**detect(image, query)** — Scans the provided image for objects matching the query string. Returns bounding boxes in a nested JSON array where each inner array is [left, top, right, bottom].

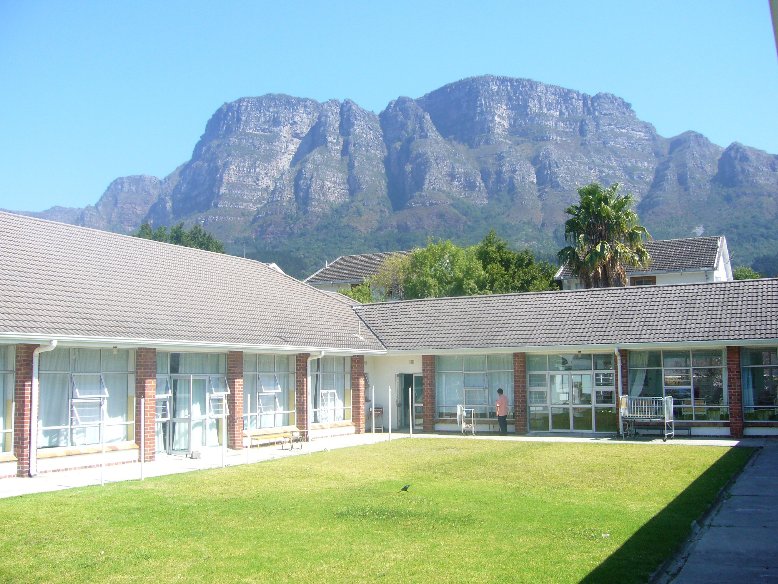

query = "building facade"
[[1, 212, 776, 479]]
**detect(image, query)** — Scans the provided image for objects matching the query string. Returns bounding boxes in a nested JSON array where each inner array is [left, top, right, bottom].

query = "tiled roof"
[[556, 236, 723, 279], [0, 212, 384, 352], [355, 278, 778, 351], [305, 251, 409, 284]]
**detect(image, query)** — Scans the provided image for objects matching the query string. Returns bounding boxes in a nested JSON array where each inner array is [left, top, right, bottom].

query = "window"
[[435, 355, 513, 420], [311, 356, 351, 424], [0, 346, 14, 454], [741, 348, 778, 421], [630, 276, 656, 286], [629, 349, 726, 421], [244, 354, 294, 429], [38, 348, 136, 448], [527, 353, 616, 432]]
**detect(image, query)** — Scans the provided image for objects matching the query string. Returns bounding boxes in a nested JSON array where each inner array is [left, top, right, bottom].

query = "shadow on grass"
[[580, 446, 755, 584]]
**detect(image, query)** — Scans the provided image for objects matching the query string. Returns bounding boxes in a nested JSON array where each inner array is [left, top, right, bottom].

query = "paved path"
[[662, 440, 778, 583]]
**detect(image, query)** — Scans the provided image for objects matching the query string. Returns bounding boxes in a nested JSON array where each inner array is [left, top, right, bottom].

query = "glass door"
[[550, 374, 570, 430], [171, 376, 191, 452], [169, 375, 220, 453], [571, 374, 593, 431]]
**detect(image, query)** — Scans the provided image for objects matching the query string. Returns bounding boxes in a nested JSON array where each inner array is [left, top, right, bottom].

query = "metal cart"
[[620, 395, 674, 441]]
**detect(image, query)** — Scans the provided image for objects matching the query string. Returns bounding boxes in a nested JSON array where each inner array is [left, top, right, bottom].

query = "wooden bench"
[[244, 425, 307, 450]]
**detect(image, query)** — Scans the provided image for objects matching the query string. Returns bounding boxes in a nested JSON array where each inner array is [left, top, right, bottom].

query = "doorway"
[[396, 373, 423, 429], [549, 373, 594, 431], [156, 375, 221, 454]]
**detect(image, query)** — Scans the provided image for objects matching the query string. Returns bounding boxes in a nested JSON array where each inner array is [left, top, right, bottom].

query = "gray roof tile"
[[305, 251, 409, 284], [556, 236, 723, 279], [0, 212, 384, 352], [355, 279, 778, 351]]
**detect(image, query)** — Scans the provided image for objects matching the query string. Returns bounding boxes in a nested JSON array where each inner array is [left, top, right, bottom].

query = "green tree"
[[187, 224, 225, 253], [370, 253, 411, 300], [475, 229, 558, 293], [404, 239, 485, 299], [136, 222, 154, 240], [558, 183, 650, 288], [339, 282, 374, 303], [134, 222, 224, 253], [733, 266, 761, 280]]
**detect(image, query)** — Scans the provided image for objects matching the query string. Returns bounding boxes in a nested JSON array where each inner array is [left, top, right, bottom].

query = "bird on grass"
[[399, 484, 411, 492]]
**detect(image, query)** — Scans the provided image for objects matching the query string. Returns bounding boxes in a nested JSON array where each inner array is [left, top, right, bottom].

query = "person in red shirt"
[[495, 388, 509, 435]]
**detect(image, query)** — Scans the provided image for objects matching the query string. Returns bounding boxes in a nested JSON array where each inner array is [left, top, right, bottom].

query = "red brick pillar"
[[227, 351, 244, 449], [296, 354, 310, 436], [422, 355, 436, 433], [134, 348, 157, 462], [351, 356, 365, 433], [14, 344, 36, 477], [513, 353, 527, 434], [727, 347, 744, 438]]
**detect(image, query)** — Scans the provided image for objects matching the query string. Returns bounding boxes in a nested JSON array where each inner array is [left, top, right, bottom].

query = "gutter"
[[0, 333, 387, 356], [30, 340, 57, 477]]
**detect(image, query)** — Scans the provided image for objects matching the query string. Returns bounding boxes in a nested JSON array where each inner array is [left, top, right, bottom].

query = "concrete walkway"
[[661, 439, 778, 583]]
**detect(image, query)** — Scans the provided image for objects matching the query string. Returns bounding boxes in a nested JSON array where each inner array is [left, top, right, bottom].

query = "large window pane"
[[527, 355, 547, 372], [692, 350, 723, 368], [629, 369, 662, 397]]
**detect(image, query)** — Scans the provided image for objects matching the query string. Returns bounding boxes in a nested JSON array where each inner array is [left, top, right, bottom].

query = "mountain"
[[18, 75, 778, 277]]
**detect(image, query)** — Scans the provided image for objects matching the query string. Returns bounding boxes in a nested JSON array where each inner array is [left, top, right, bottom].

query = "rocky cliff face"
[[25, 75, 778, 277]]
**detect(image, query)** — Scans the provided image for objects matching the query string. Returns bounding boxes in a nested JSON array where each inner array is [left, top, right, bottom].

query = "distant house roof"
[[355, 278, 778, 352], [555, 236, 726, 280], [0, 212, 384, 353], [305, 251, 410, 286]]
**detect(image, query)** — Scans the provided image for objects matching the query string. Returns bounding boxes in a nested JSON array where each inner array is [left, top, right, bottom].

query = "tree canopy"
[[557, 183, 650, 288], [733, 266, 761, 280], [340, 231, 558, 302], [135, 222, 225, 253]]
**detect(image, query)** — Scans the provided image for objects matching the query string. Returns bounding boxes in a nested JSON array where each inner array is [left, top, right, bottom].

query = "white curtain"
[[38, 373, 69, 447], [628, 352, 649, 397], [742, 367, 755, 408]]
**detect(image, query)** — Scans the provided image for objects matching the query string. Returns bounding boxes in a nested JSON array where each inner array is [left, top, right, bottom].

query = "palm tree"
[[558, 183, 650, 288]]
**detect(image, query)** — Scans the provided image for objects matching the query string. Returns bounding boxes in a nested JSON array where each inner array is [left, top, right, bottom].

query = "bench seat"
[[244, 425, 307, 450]]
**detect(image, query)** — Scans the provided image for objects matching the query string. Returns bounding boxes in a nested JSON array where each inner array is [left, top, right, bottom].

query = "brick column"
[[134, 348, 157, 462], [14, 344, 36, 477], [351, 355, 365, 433], [422, 355, 436, 433], [227, 351, 244, 449], [513, 352, 527, 434], [296, 354, 310, 436], [727, 347, 744, 438]]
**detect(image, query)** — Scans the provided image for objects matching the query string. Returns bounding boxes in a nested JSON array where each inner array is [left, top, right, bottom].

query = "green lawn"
[[0, 440, 753, 583]]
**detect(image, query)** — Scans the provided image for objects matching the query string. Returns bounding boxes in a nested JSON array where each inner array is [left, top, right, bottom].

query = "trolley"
[[620, 395, 674, 441]]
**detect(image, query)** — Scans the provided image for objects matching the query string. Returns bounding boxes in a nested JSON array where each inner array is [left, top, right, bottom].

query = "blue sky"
[[1, 0, 776, 212]]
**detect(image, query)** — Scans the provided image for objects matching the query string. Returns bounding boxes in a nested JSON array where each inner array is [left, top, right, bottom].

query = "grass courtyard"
[[0, 439, 753, 583]]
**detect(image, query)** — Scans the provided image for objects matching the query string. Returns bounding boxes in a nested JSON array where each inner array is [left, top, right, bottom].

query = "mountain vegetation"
[[17, 76, 778, 278]]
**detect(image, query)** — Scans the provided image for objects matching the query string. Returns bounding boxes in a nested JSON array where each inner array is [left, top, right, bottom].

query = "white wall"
[[364, 354, 423, 430], [654, 271, 708, 285]]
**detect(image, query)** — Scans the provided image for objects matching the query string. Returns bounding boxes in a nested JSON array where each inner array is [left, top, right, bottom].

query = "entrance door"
[[396, 374, 423, 429], [549, 373, 594, 432], [167, 375, 218, 453]]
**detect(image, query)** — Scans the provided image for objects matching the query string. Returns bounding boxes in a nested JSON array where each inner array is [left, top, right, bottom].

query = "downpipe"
[[30, 340, 57, 477]]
